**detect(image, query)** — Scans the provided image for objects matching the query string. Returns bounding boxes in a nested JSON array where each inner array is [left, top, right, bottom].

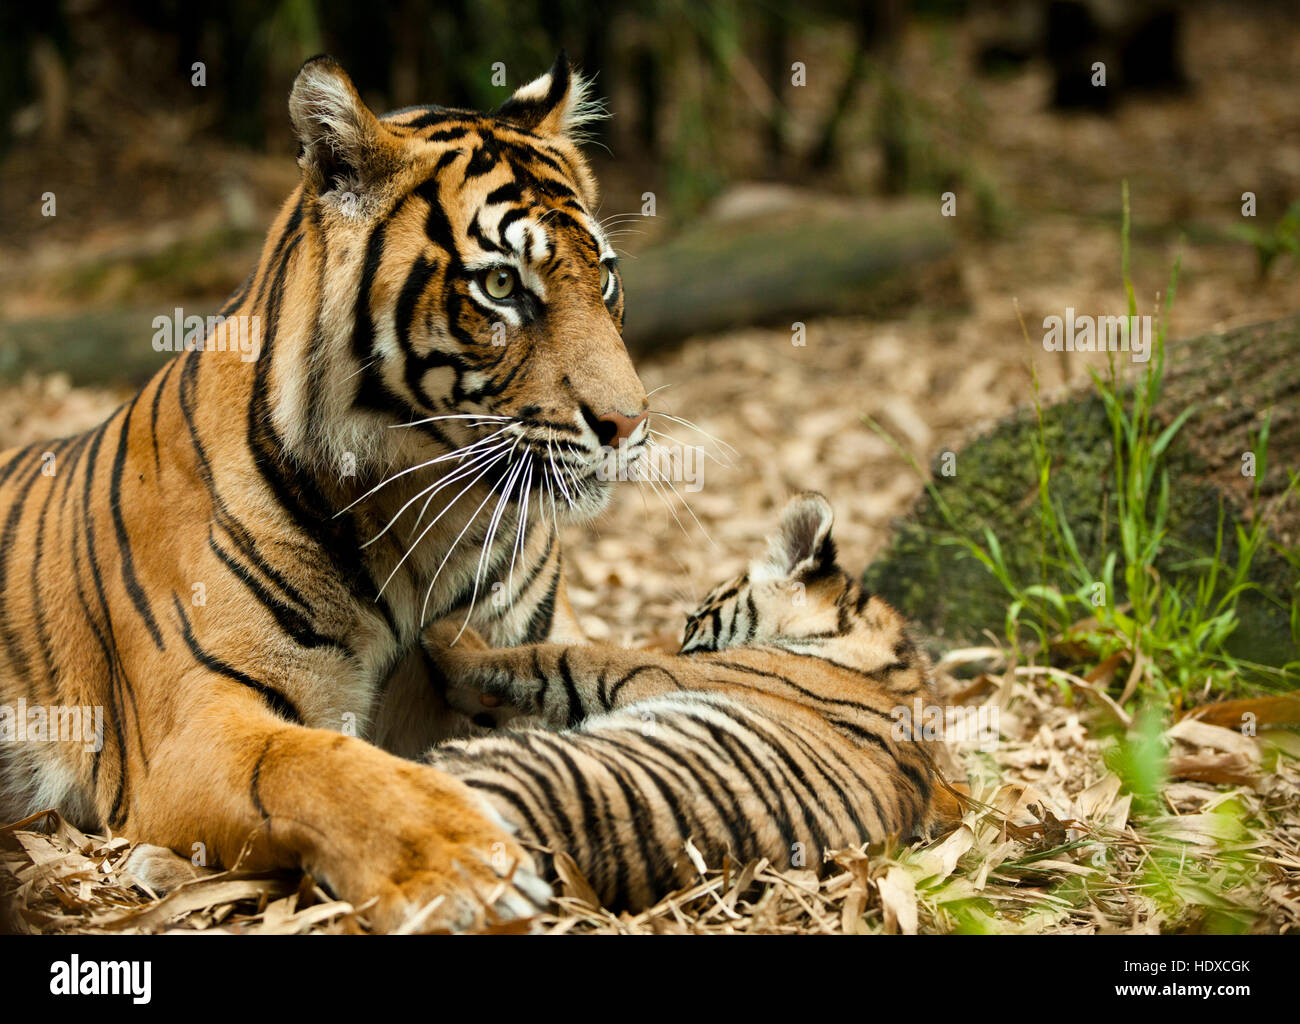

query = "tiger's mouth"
[[381, 409, 658, 527], [489, 435, 651, 503], [464, 447, 611, 526]]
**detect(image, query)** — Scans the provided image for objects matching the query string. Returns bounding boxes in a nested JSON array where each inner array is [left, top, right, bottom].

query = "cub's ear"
[[289, 56, 388, 199], [750, 492, 836, 583], [496, 51, 604, 140]]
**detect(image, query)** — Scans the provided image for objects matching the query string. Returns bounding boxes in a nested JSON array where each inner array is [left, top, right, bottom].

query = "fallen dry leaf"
[[876, 866, 918, 935], [1167, 718, 1261, 762], [1168, 751, 1260, 787]]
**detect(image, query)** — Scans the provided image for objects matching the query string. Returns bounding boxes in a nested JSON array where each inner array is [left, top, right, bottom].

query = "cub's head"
[[279, 54, 647, 519], [680, 493, 919, 674]]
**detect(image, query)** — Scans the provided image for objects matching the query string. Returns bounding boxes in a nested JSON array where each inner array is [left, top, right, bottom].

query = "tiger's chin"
[[550, 471, 615, 523], [532, 441, 648, 525]]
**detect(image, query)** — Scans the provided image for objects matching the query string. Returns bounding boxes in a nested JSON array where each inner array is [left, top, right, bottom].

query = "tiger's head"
[[680, 493, 920, 676], [273, 54, 647, 521]]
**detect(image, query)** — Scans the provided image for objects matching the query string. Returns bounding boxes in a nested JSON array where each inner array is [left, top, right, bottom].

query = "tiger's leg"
[[127, 677, 550, 932], [423, 623, 699, 727]]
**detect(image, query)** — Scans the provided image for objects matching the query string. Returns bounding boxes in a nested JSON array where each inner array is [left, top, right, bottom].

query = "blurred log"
[[863, 314, 1300, 669], [620, 188, 962, 354], [0, 309, 169, 387]]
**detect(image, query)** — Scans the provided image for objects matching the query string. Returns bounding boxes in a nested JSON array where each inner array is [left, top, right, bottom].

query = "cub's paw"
[[422, 620, 522, 727], [123, 843, 213, 894], [440, 662, 525, 724], [422, 619, 491, 660]]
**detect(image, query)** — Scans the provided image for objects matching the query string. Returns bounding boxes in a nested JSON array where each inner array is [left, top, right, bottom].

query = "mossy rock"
[[864, 314, 1300, 670]]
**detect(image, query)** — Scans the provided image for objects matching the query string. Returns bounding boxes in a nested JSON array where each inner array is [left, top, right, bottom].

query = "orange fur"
[[0, 54, 647, 931]]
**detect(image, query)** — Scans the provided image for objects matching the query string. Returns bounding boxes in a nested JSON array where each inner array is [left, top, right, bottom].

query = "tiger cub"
[[423, 493, 938, 911]]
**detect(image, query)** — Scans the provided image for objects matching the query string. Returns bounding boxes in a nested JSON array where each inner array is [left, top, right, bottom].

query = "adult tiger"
[[0, 54, 649, 931]]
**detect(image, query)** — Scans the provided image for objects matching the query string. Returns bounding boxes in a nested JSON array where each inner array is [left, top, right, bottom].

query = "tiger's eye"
[[485, 268, 516, 299], [599, 264, 610, 293]]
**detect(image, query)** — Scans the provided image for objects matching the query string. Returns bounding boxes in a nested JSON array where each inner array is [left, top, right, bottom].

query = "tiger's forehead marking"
[[395, 140, 608, 269], [501, 216, 549, 264], [375, 108, 615, 291], [384, 110, 580, 189]]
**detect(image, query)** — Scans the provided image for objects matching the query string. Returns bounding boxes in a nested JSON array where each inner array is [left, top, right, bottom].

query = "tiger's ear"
[[496, 52, 603, 140], [750, 492, 836, 583], [289, 56, 387, 199]]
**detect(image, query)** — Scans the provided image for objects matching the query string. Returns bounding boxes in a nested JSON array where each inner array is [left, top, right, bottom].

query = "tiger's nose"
[[588, 408, 649, 448]]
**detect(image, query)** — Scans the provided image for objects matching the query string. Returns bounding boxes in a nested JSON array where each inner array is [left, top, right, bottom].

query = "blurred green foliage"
[[1232, 200, 1300, 281], [1, 0, 989, 218]]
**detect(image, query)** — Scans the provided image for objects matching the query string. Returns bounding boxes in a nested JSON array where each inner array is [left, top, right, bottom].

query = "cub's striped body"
[[0, 54, 652, 932], [424, 494, 938, 911]]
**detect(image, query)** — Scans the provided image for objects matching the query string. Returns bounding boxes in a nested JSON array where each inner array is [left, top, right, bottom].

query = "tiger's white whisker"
[[642, 472, 692, 544], [543, 442, 563, 537], [388, 413, 509, 430], [648, 428, 732, 468], [452, 452, 528, 643], [420, 437, 524, 625], [341, 357, 377, 384], [373, 447, 512, 596], [652, 412, 738, 458], [548, 433, 575, 508], [506, 459, 534, 603], [362, 437, 515, 548], [338, 425, 516, 515], [652, 464, 714, 546], [408, 436, 519, 532]]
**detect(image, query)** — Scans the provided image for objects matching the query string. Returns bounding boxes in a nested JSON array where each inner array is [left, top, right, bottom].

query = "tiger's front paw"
[[422, 618, 492, 660], [312, 765, 551, 933]]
